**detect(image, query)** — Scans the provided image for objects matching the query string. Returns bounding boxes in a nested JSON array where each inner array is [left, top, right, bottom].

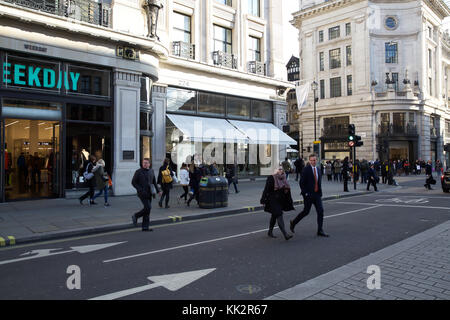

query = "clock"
[[385, 16, 398, 30]]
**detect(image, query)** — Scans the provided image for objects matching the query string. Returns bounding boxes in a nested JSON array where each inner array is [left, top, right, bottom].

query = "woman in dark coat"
[[260, 167, 294, 240]]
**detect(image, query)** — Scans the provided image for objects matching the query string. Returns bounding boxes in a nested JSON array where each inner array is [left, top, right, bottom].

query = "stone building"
[[291, 0, 450, 167]]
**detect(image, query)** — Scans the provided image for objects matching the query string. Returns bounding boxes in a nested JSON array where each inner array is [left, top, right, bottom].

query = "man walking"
[[290, 154, 329, 237], [132, 158, 161, 231], [342, 157, 350, 192], [294, 157, 304, 181], [366, 163, 378, 191], [424, 160, 434, 190]]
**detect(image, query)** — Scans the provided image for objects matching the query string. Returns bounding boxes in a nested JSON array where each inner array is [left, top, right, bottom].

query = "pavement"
[[0, 175, 448, 300], [0, 175, 405, 245]]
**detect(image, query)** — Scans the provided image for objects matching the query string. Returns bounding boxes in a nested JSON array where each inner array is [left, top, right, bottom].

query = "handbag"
[[150, 184, 157, 196]]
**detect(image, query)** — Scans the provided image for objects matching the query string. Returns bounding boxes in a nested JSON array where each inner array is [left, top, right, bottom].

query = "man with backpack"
[[158, 158, 175, 208], [79, 155, 97, 205]]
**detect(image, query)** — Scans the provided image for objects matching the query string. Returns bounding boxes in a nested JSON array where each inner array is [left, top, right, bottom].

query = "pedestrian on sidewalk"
[[436, 159, 443, 176], [282, 158, 292, 180], [79, 155, 97, 205], [260, 167, 294, 240], [210, 161, 219, 176], [131, 158, 161, 231], [226, 164, 239, 193], [179, 163, 190, 203], [290, 154, 329, 237], [382, 161, 388, 184], [91, 151, 110, 206], [424, 160, 434, 190], [294, 157, 304, 181], [325, 161, 332, 181], [342, 157, 350, 192], [187, 162, 202, 207], [366, 163, 378, 191], [158, 158, 175, 209]]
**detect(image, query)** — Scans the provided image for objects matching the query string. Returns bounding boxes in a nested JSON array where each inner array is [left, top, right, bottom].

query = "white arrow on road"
[[0, 242, 126, 266], [89, 268, 216, 300]]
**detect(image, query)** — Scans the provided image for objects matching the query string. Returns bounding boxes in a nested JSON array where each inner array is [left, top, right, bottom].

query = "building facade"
[[151, 0, 295, 179], [0, 0, 167, 201], [292, 0, 450, 167]]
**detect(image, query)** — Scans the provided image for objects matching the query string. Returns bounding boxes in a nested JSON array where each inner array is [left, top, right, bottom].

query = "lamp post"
[[143, 0, 163, 40], [311, 81, 319, 142]]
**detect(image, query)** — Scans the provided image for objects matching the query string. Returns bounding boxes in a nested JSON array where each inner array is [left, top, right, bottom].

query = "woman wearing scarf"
[[260, 167, 294, 240]]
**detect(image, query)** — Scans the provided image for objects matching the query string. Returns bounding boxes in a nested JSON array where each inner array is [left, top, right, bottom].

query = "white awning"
[[167, 114, 249, 143], [228, 120, 297, 145]]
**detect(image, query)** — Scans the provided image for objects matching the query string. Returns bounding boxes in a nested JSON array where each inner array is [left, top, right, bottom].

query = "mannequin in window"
[[80, 148, 89, 169]]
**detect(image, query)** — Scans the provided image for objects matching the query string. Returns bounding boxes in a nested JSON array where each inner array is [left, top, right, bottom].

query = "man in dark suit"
[[424, 160, 433, 190], [132, 158, 161, 231], [290, 154, 329, 237]]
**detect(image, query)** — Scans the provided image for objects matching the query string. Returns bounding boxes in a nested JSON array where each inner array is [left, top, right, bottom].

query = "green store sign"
[[3, 62, 80, 91]]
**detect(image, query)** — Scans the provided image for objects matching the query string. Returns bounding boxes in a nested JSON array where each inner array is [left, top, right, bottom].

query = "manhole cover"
[[236, 285, 262, 294]]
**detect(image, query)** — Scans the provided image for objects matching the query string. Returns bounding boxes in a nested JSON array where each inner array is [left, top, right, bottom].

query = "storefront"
[[0, 51, 113, 201], [164, 87, 296, 177]]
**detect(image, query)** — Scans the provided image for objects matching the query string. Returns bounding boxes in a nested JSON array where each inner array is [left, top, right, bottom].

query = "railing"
[[4, 0, 112, 28], [247, 61, 265, 76], [212, 51, 237, 69], [378, 123, 418, 137], [172, 41, 195, 60]]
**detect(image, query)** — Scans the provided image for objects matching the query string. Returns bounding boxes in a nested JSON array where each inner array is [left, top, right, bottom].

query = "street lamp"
[[143, 0, 164, 40], [311, 81, 319, 142]]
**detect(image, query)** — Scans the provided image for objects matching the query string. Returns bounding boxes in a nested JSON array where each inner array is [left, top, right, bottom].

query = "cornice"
[[0, 1, 169, 59]]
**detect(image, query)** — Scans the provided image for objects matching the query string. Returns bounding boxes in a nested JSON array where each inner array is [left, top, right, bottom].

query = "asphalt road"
[[0, 178, 449, 300]]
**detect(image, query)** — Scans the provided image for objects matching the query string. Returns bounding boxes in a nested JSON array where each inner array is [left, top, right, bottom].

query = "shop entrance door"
[[3, 119, 61, 201]]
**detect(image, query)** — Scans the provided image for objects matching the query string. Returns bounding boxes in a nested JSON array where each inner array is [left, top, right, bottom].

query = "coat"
[[132, 168, 160, 199], [157, 164, 175, 189], [300, 165, 323, 197], [93, 162, 107, 190], [260, 175, 294, 217]]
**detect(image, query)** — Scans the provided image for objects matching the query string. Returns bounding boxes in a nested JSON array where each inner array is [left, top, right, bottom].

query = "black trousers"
[[135, 195, 152, 230], [292, 193, 324, 232], [80, 184, 95, 202], [180, 186, 189, 200], [160, 184, 171, 206], [367, 178, 377, 191], [269, 214, 287, 236], [343, 177, 349, 191]]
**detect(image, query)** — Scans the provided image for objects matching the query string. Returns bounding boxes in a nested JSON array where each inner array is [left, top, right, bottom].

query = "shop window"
[[198, 92, 226, 116], [167, 87, 197, 113], [251, 100, 273, 121], [227, 96, 250, 119], [67, 104, 112, 122], [67, 65, 110, 97]]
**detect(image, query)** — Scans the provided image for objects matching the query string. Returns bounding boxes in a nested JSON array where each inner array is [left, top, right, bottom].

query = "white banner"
[[295, 81, 311, 111]]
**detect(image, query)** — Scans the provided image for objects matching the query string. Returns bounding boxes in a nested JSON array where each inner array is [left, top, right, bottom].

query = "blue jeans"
[[93, 186, 108, 203]]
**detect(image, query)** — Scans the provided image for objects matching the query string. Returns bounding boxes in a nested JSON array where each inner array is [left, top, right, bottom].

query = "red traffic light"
[[348, 141, 355, 147]]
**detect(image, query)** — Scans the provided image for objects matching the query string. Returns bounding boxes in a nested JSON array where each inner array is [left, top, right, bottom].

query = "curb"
[[2, 191, 373, 247]]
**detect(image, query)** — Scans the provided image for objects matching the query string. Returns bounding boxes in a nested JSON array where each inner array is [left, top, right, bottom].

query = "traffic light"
[[348, 124, 355, 142], [355, 135, 363, 147]]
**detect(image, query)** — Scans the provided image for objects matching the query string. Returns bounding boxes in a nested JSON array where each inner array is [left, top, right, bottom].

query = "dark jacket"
[[157, 164, 175, 188], [294, 158, 304, 173], [425, 164, 432, 176], [342, 160, 350, 178], [132, 168, 160, 199], [225, 165, 237, 182], [260, 175, 294, 216], [368, 167, 378, 182], [189, 167, 202, 189], [300, 165, 323, 197]]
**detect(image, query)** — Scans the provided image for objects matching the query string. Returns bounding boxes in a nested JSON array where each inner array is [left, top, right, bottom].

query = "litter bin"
[[199, 176, 228, 209]]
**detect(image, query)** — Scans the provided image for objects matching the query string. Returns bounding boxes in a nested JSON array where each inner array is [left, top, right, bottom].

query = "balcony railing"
[[172, 41, 195, 60], [4, 0, 112, 28], [377, 123, 418, 137], [247, 61, 265, 76], [212, 51, 237, 69]]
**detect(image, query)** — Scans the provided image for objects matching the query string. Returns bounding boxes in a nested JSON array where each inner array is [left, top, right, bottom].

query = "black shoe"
[[268, 231, 277, 238], [317, 230, 330, 237], [290, 220, 295, 233], [132, 215, 137, 227], [142, 228, 153, 232], [158, 201, 162, 208], [236, 190, 240, 194], [104, 203, 111, 207], [165, 205, 170, 209], [90, 201, 98, 205], [284, 234, 293, 241]]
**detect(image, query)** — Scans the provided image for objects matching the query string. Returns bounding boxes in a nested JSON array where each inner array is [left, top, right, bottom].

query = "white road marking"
[[89, 268, 216, 300], [336, 201, 450, 211], [104, 205, 383, 263]]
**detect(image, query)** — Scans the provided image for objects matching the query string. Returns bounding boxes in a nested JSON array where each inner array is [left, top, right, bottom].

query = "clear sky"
[[282, 1, 300, 65]]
